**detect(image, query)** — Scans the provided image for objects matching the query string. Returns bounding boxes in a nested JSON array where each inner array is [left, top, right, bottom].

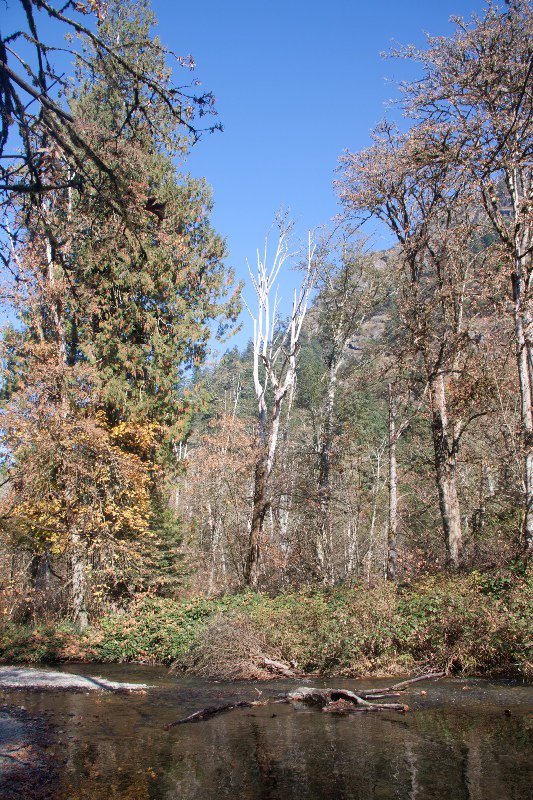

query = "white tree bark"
[[430, 373, 462, 567], [244, 223, 316, 587]]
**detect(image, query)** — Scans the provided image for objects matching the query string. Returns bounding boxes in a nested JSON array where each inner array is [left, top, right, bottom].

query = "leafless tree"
[[243, 221, 316, 588]]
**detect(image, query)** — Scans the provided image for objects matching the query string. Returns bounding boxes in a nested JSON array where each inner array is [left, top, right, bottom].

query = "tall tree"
[[338, 123, 488, 567], [243, 222, 315, 588], [389, 0, 533, 549], [0, 0, 238, 624]]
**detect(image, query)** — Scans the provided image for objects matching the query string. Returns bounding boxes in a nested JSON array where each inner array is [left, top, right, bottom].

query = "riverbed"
[[1, 663, 532, 799]]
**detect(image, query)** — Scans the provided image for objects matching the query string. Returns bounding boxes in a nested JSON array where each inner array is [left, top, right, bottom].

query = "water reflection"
[[1, 672, 531, 800], [158, 706, 532, 800]]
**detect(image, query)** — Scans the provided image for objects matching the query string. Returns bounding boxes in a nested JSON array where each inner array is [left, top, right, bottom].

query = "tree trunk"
[[276, 380, 296, 546], [513, 263, 533, 550], [345, 520, 359, 576], [245, 390, 286, 588], [71, 530, 89, 631], [47, 229, 91, 619], [430, 373, 462, 567], [387, 386, 398, 581], [366, 445, 383, 585], [245, 448, 269, 589], [30, 548, 53, 593]]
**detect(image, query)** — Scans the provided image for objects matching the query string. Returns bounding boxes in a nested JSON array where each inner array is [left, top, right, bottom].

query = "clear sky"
[[2, 0, 493, 351], [150, 0, 490, 349]]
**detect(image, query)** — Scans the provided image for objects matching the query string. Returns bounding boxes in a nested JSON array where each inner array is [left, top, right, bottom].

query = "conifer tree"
[[0, 0, 239, 624]]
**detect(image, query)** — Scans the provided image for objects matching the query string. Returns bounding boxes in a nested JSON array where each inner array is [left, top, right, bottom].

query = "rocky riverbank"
[[0, 666, 150, 692], [0, 702, 59, 800]]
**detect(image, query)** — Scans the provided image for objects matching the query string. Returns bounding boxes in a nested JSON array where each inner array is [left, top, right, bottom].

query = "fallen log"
[[164, 672, 445, 728], [167, 687, 409, 727], [286, 687, 409, 712], [360, 672, 445, 697], [165, 700, 266, 728]]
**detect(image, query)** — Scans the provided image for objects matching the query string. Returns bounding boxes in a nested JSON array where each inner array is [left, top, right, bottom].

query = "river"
[[1, 663, 532, 799]]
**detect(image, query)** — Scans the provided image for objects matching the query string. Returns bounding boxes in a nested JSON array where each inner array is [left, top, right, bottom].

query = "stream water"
[[1, 664, 532, 799]]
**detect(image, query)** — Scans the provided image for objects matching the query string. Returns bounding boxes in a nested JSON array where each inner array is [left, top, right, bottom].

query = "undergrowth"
[[0, 569, 531, 679]]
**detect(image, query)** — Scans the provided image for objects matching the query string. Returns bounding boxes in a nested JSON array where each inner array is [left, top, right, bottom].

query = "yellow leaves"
[[7, 495, 68, 552], [109, 419, 160, 459], [3, 411, 155, 549], [0, 345, 164, 556], [94, 409, 108, 428]]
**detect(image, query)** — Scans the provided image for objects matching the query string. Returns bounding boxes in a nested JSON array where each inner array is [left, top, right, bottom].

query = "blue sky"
[[152, 0, 489, 350], [2, 0, 491, 351]]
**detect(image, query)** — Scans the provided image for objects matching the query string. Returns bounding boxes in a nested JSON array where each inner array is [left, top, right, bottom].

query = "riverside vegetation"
[[0, 1, 532, 683], [1, 570, 531, 680]]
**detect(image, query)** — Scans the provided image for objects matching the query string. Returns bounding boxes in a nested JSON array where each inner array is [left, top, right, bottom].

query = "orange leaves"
[[192, 414, 255, 479], [0, 367, 154, 551], [108, 419, 159, 460]]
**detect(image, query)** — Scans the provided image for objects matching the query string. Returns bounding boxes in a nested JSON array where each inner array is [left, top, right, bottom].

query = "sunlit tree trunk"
[[430, 373, 462, 567], [366, 443, 384, 584], [387, 385, 399, 581], [70, 529, 89, 630], [513, 251, 533, 549]]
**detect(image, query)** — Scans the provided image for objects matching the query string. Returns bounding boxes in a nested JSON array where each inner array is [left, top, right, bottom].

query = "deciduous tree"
[[389, 0, 533, 549]]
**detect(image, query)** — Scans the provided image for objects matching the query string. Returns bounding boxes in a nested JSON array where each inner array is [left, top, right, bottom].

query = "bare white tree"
[[244, 220, 316, 588]]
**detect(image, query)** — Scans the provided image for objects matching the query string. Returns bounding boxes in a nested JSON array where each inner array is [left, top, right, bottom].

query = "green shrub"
[[0, 622, 81, 663], [0, 571, 530, 678]]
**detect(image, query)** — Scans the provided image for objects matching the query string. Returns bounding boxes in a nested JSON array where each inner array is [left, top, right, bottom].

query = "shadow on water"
[[1, 665, 532, 800]]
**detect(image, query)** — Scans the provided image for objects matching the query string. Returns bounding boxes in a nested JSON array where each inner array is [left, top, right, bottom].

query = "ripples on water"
[[1, 664, 532, 800]]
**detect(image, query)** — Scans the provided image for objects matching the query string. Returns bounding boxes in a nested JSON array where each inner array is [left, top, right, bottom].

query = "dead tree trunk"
[[244, 223, 315, 587]]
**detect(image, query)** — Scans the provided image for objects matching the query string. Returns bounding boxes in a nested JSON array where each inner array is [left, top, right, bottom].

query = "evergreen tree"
[[0, 0, 238, 623]]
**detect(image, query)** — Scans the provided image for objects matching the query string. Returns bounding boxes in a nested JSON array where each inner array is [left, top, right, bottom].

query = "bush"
[[177, 612, 286, 679], [395, 572, 533, 678], [0, 570, 530, 678], [0, 623, 84, 663]]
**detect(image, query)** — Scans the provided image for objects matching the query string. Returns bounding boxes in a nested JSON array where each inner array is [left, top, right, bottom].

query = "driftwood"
[[360, 672, 445, 696], [286, 687, 408, 712], [165, 672, 445, 728], [260, 657, 301, 678], [166, 700, 262, 726]]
